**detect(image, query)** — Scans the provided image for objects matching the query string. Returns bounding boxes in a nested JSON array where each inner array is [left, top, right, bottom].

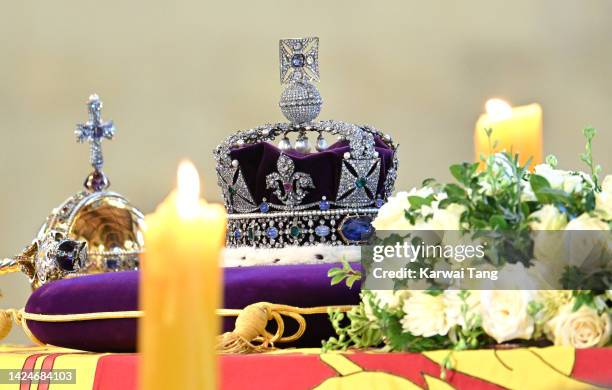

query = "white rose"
[[408, 186, 437, 216], [534, 164, 566, 190], [372, 289, 409, 310], [363, 290, 410, 321], [480, 290, 535, 343], [429, 203, 466, 231], [595, 175, 612, 220], [444, 290, 481, 328], [372, 191, 412, 230], [529, 205, 567, 231], [495, 262, 540, 290], [546, 304, 611, 348], [407, 186, 436, 199], [564, 213, 609, 268], [603, 175, 612, 193], [529, 206, 567, 267], [563, 174, 584, 193], [565, 213, 609, 231], [529, 205, 568, 266], [400, 292, 453, 337], [521, 180, 537, 202]]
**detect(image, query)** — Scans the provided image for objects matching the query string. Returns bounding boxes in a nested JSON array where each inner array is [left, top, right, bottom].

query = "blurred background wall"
[[1, 0, 611, 343]]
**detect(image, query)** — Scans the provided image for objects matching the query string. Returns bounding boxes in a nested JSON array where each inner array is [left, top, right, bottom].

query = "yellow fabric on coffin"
[[0, 346, 103, 390], [424, 347, 602, 390], [316, 354, 422, 390]]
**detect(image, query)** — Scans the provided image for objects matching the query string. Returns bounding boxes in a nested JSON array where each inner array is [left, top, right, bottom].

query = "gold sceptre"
[[0, 243, 37, 281]]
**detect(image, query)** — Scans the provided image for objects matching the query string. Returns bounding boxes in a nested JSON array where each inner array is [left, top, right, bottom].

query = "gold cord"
[[0, 303, 355, 353], [0, 308, 44, 345], [217, 303, 354, 353]]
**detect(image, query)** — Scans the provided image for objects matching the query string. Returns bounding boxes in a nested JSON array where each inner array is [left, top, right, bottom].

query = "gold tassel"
[[217, 303, 274, 354], [216, 302, 355, 354], [0, 308, 43, 345], [0, 309, 13, 340], [0, 290, 14, 340]]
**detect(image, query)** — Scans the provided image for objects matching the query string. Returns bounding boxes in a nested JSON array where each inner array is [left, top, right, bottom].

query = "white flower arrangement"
[[325, 128, 611, 353]]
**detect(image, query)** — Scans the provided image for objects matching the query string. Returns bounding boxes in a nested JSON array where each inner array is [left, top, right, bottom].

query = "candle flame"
[[176, 160, 201, 219], [485, 98, 513, 121]]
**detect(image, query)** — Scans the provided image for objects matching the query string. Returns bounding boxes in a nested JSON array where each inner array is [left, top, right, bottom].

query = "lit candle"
[[139, 161, 227, 390], [474, 99, 543, 168]]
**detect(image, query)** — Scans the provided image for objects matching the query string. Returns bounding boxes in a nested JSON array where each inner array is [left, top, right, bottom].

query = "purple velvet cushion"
[[25, 263, 361, 352]]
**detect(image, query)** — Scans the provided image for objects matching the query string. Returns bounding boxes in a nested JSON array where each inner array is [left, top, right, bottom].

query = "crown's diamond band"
[[227, 210, 378, 248]]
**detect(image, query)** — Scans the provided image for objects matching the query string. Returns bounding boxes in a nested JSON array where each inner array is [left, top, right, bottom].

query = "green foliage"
[[323, 127, 611, 360], [450, 162, 479, 186], [367, 292, 452, 352], [580, 127, 602, 190], [571, 291, 596, 312], [322, 305, 383, 352], [327, 260, 361, 288], [545, 154, 558, 168]]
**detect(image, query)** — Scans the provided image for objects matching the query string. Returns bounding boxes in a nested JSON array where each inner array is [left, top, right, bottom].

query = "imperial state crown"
[[214, 38, 398, 258]]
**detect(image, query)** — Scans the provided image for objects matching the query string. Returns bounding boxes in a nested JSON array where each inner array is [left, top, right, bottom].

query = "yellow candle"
[[139, 161, 227, 390], [474, 99, 543, 168]]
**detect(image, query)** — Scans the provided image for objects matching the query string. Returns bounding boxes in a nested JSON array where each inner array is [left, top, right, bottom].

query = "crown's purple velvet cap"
[[229, 136, 394, 207]]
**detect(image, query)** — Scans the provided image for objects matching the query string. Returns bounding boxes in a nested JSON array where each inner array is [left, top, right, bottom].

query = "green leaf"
[[580, 127, 601, 190], [330, 274, 346, 286], [529, 174, 551, 192], [404, 210, 416, 225], [529, 174, 572, 204], [572, 291, 594, 311], [408, 195, 432, 209], [346, 275, 360, 288], [584, 191, 596, 211], [450, 164, 466, 184], [422, 178, 437, 187], [327, 268, 343, 277], [445, 183, 466, 199], [489, 214, 509, 230], [449, 163, 479, 186]]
